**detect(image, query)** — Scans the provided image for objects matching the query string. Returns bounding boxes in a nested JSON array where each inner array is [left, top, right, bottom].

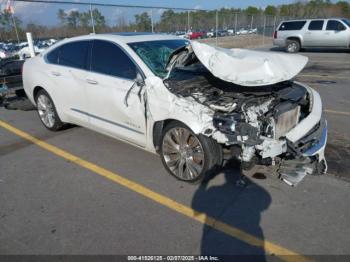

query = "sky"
[[0, 0, 318, 26], [73, 0, 297, 10]]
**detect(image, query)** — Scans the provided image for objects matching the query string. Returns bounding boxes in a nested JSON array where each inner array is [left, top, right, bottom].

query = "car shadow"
[[191, 162, 271, 260]]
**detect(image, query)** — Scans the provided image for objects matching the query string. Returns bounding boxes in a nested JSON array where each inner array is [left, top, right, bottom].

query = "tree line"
[[0, 0, 349, 42]]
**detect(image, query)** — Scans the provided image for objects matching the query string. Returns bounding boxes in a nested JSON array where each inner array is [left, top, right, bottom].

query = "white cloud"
[[194, 5, 202, 10], [111, 8, 123, 16], [64, 7, 79, 14], [157, 8, 165, 15]]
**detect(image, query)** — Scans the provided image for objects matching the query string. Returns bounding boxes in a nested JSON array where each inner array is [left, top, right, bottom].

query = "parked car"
[[0, 49, 10, 59], [248, 28, 258, 34], [175, 31, 187, 38], [227, 29, 236, 35], [188, 31, 206, 39], [236, 28, 249, 35], [206, 31, 215, 38], [206, 30, 228, 38], [23, 33, 327, 186], [0, 58, 24, 76], [217, 30, 229, 37], [273, 18, 350, 53]]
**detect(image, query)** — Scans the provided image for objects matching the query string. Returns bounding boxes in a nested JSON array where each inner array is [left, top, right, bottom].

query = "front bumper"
[[278, 83, 327, 186]]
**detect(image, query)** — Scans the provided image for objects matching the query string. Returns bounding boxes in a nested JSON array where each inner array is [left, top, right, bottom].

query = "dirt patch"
[[325, 135, 350, 181], [198, 35, 272, 49]]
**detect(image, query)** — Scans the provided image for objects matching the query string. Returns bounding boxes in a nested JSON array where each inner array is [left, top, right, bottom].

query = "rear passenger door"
[[85, 40, 146, 147], [45, 40, 91, 124], [324, 20, 348, 47], [304, 20, 325, 46]]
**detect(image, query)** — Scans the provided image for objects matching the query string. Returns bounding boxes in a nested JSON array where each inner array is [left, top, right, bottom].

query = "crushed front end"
[[164, 43, 327, 186]]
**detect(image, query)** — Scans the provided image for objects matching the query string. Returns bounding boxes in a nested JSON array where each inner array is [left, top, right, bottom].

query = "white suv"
[[273, 18, 350, 53], [23, 33, 327, 186]]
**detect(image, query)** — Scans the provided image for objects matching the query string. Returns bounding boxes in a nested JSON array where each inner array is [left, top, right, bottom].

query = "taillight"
[[273, 31, 277, 39]]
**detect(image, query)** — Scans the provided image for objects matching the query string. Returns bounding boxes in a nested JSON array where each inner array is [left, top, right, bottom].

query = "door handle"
[[86, 79, 98, 85], [51, 71, 61, 76]]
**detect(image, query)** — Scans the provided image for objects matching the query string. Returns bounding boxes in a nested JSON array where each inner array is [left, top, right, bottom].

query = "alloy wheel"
[[287, 42, 297, 52], [37, 94, 55, 128], [162, 127, 205, 181]]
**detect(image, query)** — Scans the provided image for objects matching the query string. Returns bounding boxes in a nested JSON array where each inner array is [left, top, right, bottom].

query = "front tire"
[[286, 39, 301, 53], [160, 121, 222, 183], [35, 89, 64, 131]]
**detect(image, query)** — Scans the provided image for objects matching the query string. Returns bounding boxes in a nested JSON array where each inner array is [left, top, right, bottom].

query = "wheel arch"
[[32, 86, 67, 124], [152, 118, 203, 153], [33, 86, 44, 103], [152, 119, 179, 153], [286, 36, 302, 46]]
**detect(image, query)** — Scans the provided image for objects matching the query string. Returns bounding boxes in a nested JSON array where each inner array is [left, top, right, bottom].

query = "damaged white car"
[[23, 33, 327, 186]]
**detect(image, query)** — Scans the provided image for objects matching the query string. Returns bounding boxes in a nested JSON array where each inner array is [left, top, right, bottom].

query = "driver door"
[[323, 20, 349, 47], [85, 40, 147, 147]]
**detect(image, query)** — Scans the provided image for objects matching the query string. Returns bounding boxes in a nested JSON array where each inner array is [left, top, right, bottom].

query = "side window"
[[91, 40, 137, 79], [308, 20, 324, 31], [46, 47, 60, 64], [279, 21, 306, 31], [326, 20, 346, 31], [59, 41, 90, 69]]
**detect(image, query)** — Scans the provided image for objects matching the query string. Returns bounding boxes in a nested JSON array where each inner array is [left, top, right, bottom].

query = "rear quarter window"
[[46, 48, 60, 64], [278, 21, 306, 31]]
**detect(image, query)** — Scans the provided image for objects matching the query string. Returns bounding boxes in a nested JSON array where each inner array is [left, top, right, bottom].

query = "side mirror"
[[135, 72, 145, 87]]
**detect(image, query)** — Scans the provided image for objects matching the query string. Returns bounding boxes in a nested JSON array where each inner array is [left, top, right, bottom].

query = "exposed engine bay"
[[163, 43, 327, 186]]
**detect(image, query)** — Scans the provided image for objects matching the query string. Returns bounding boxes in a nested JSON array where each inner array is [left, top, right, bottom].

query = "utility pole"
[[90, 3, 95, 34], [262, 15, 266, 45], [151, 9, 154, 33], [215, 10, 218, 46], [187, 10, 190, 32], [234, 12, 237, 33]]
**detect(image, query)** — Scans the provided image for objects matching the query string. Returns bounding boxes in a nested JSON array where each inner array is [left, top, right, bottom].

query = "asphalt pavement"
[[0, 47, 350, 260]]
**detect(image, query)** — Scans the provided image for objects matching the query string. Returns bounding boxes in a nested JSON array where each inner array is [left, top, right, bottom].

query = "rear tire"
[[286, 39, 301, 53], [35, 89, 64, 131], [160, 121, 222, 183]]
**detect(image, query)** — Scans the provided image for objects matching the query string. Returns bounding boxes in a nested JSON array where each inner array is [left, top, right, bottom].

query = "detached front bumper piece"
[[279, 121, 327, 186]]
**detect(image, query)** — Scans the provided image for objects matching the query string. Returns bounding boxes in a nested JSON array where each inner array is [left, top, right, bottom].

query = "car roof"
[[280, 18, 346, 23], [58, 33, 182, 45]]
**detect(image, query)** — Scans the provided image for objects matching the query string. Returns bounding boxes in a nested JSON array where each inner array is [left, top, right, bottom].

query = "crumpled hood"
[[190, 41, 308, 86]]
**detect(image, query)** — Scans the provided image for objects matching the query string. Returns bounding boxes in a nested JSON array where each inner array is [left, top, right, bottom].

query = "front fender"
[[144, 76, 214, 135]]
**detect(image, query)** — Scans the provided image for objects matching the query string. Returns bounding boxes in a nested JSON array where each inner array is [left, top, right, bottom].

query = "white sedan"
[[23, 33, 327, 186]]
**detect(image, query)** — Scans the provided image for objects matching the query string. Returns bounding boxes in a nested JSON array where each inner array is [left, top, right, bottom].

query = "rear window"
[[308, 20, 324, 30], [278, 21, 306, 31]]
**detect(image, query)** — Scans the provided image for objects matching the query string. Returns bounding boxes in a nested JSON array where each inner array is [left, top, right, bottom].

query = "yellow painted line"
[[298, 74, 350, 80], [0, 119, 312, 262], [324, 109, 350, 117]]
